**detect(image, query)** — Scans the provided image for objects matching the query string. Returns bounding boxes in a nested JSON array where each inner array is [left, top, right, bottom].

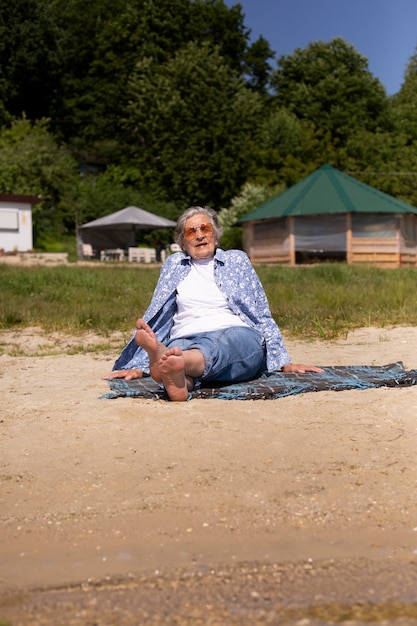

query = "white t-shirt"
[[169, 258, 248, 340]]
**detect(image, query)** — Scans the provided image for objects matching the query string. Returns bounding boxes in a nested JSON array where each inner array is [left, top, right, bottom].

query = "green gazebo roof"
[[238, 165, 417, 222]]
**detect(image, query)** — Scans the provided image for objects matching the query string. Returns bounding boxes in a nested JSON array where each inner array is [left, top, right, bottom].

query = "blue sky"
[[223, 0, 417, 95]]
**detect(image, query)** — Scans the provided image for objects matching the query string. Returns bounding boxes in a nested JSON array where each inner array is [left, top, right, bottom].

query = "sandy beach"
[[1, 325, 417, 625]]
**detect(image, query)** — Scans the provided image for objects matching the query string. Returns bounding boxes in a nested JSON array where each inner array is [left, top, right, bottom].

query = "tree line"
[[1, 0, 417, 249]]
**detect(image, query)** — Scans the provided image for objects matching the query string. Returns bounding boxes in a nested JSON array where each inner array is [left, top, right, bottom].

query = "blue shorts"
[[166, 326, 266, 389]]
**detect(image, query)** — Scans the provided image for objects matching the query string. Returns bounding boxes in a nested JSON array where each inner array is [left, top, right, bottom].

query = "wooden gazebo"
[[238, 165, 417, 267]]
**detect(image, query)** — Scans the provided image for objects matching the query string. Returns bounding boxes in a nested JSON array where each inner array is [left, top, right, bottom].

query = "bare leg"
[[134, 319, 167, 382], [157, 347, 193, 402]]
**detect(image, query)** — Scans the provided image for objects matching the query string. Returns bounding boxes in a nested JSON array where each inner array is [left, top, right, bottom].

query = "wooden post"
[[396, 215, 401, 267], [289, 216, 295, 265], [346, 213, 352, 265]]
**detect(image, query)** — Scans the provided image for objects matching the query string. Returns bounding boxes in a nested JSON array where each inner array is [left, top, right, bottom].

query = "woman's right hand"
[[102, 368, 144, 381]]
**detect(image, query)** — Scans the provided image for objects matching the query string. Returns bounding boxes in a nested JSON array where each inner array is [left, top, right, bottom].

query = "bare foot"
[[157, 347, 191, 402], [134, 319, 166, 382]]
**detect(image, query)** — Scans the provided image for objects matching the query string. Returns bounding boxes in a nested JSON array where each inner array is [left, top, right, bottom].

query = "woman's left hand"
[[102, 368, 144, 380]]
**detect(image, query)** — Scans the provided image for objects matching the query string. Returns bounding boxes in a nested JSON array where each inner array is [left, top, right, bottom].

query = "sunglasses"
[[183, 222, 214, 240]]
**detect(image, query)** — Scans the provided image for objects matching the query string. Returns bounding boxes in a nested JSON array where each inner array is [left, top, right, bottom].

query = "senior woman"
[[105, 206, 322, 401]]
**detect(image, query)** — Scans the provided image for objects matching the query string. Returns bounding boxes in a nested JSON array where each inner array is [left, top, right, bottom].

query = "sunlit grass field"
[[0, 263, 416, 340]]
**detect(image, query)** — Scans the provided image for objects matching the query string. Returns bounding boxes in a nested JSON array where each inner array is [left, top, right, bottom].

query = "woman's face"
[[182, 214, 217, 261]]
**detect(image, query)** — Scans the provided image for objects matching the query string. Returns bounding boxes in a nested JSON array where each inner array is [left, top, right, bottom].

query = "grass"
[[0, 263, 417, 343], [258, 264, 417, 338], [0, 264, 160, 334]]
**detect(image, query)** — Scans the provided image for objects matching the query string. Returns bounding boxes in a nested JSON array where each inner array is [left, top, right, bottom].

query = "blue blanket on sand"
[[102, 361, 417, 401]]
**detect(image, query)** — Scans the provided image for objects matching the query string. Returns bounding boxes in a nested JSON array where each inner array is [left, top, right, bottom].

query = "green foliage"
[[124, 41, 263, 206], [270, 38, 389, 147], [340, 129, 417, 207], [244, 35, 275, 92], [48, 0, 144, 161], [391, 48, 417, 145], [35, 234, 78, 260], [218, 181, 282, 249], [0, 0, 62, 124], [250, 108, 330, 186], [75, 165, 179, 226], [47, 0, 253, 163], [0, 117, 80, 242]]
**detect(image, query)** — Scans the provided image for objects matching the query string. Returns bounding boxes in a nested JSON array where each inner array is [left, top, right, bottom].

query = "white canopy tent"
[[78, 206, 176, 256]]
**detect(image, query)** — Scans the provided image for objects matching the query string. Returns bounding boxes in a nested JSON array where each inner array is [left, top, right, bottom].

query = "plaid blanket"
[[101, 361, 417, 401]]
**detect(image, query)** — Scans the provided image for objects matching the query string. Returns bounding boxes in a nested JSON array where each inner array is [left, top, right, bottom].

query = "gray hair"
[[174, 206, 223, 249]]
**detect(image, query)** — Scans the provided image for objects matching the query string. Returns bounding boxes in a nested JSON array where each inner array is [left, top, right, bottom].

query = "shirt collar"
[[181, 248, 225, 264]]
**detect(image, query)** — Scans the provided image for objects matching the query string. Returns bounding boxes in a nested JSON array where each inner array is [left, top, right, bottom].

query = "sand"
[[1, 325, 417, 625]]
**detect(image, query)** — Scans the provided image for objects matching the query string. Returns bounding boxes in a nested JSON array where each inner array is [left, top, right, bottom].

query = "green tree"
[[391, 47, 417, 143], [0, 0, 62, 125], [338, 128, 417, 207], [244, 35, 275, 93], [270, 38, 389, 149], [0, 118, 79, 244], [335, 45, 417, 207], [47, 0, 134, 162], [123, 41, 263, 207], [247, 105, 337, 188], [47, 0, 260, 166], [138, 0, 250, 70]]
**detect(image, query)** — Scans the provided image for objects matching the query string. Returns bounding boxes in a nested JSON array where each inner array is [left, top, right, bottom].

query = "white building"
[[0, 193, 39, 253]]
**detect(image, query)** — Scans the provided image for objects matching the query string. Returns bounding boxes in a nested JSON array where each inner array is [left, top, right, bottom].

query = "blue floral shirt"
[[113, 248, 291, 373]]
